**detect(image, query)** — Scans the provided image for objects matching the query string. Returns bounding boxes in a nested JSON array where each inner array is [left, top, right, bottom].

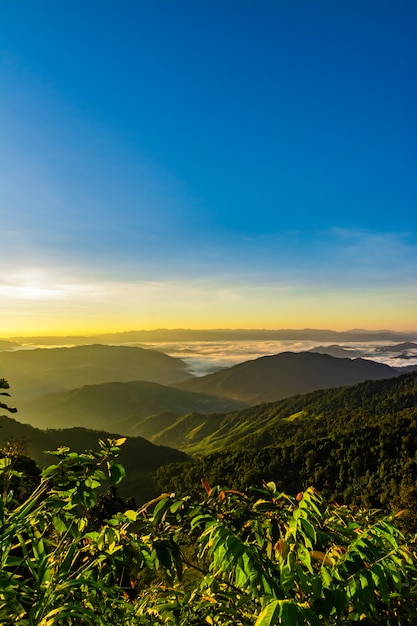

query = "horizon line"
[[3, 327, 417, 341]]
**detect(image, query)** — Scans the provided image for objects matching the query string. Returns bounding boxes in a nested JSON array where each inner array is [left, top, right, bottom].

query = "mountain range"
[[164, 370, 417, 454], [1, 344, 192, 401], [375, 342, 417, 353], [175, 351, 398, 403], [2, 326, 417, 533], [307, 344, 363, 358], [4, 327, 417, 346], [11, 351, 405, 448], [153, 371, 417, 519]]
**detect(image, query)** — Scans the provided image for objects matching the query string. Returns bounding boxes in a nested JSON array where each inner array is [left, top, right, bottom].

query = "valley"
[[1, 337, 417, 517]]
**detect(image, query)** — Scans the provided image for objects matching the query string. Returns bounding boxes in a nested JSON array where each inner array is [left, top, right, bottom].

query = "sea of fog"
[[7, 339, 417, 377], [130, 339, 417, 376]]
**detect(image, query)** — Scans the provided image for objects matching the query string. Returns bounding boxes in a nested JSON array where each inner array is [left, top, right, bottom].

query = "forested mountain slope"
[[2, 344, 192, 401], [17, 380, 244, 433], [155, 372, 417, 518], [175, 351, 398, 403], [146, 368, 415, 454]]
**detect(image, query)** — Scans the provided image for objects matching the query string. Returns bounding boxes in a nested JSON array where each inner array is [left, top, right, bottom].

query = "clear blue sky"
[[1, 1, 416, 334]]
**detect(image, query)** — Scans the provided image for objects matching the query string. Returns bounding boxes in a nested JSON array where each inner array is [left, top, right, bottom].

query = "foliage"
[[138, 483, 417, 625], [0, 416, 189, 505], [0, 378, 17, 415], [0, 437, 136, 624], [1, 440, 416, 625]]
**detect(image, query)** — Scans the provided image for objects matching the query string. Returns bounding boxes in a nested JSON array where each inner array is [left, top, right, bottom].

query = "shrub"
[[0, 441, 416, 625]]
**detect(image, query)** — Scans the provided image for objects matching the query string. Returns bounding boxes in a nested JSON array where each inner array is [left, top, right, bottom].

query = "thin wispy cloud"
[[1, 263, 416, 336]]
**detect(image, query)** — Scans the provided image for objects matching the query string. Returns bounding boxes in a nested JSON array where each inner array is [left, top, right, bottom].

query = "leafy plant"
[[140, 482, 417, 624], [0, 379, 17, 415], [0, 437, 147, 624], [1, 438, 416, 624]]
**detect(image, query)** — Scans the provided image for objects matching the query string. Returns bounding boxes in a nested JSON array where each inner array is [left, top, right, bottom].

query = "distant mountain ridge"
[[12, 351, 402, 447], [3, 372, 417, 512], [2, 344, 192, 401], [307, 344, 362, 358], [4, 327, 417, 346], [131, 371, 417, 454], [175, 351, 398, 404], [375, 342, 417, 353], [0, 339, 20, 350]]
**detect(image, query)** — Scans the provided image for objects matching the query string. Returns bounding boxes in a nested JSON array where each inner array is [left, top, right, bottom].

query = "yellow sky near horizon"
[[2, 3, 416, 344], [1, 273, 416, 338]]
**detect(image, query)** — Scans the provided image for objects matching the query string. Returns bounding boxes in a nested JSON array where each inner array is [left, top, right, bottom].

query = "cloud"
[[140, 339, 417, 376], [320, 228, 417, 288], [330, 227, 416, 264]]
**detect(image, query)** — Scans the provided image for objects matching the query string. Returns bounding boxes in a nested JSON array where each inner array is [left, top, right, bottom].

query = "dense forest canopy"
[[155, 373, 417, 529]]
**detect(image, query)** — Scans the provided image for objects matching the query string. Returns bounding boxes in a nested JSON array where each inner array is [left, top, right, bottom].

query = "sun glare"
[[15, 284, 64, 300]]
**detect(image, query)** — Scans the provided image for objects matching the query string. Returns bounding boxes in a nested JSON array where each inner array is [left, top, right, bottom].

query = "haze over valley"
[[2, 330, 416, 445]]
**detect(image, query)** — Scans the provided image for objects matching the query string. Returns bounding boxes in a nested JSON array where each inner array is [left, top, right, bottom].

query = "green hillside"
[[17, 379, 244, 433], [2, 344, 192, 401], [155, 372, 417, 519], [132, 370, 417, 454], [175, 351, 398, 403], [3, 371, 417, 523]]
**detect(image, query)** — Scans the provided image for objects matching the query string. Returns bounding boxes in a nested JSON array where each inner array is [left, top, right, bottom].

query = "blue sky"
[[1, 1, 416, 334]]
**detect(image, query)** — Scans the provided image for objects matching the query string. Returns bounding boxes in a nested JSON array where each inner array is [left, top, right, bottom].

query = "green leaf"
[[299, 517, 317, 546], [256, 601, 302, 626], [123, 509, 138, 521], [66, 451, 80, 460], [109, 462, 126, 485], [41, 463, 59, 477], [154, 539, 174, 571], [295, 563, 311, 595], [281, 602, 302, 626], [280, 563, 295, 593], [255, 600, 282, 626], [169, 499, 184, 514], [297, 543, 313, 573], [85, 476, 102, 489], [190, 513, 214, 530], [51, 515, 68, 534], [152, 496, 171, 522], [320, 565, 332, 588], [359, 570, 376, 609]]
